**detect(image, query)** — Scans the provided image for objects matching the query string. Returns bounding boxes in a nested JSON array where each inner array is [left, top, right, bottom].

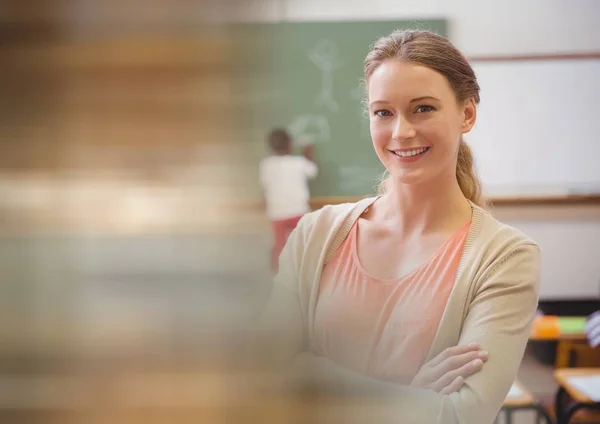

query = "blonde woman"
[[257, 30, 540, 424]]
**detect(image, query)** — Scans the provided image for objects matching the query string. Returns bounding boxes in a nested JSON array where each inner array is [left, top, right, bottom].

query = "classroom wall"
[[248, 0, 600, 56], [250, 0, 600, 299], [492, 205, 600, 300], [279, 0, 600, 55]]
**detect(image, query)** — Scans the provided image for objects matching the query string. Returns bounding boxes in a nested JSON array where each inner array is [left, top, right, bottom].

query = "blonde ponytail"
[[456, 139, 486, 208]]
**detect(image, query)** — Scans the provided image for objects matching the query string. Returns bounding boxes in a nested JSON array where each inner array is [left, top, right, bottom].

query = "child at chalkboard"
[[259, 128, 318, 272]]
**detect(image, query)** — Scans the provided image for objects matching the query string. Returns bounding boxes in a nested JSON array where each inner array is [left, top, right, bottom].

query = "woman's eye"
[[415, 105, 436, 113], [374, 109, 392, 117]]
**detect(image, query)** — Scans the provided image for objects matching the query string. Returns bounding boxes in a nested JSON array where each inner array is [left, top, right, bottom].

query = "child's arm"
[[302, 144, 316, 162], [301, 144, 318, 180]]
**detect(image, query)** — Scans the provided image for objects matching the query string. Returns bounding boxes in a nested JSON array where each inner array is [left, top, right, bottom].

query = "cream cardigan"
[[258, 196, 541, 423]]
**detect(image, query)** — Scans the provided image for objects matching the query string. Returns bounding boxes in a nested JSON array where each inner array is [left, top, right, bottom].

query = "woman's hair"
[[364, 29, 486, 208]]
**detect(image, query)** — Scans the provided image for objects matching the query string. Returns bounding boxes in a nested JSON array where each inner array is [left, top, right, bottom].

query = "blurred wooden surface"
[[554, 368, 600, 403], [0, 1, 269, 235]]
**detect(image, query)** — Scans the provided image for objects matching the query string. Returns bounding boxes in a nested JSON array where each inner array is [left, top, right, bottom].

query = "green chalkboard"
[[236, 20, 447, 197]]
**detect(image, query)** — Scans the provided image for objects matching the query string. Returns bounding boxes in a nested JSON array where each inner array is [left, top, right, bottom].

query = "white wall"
[[494, 207, 600, 299], [250, 0, 600, 299], [279, 0, 600, 56]]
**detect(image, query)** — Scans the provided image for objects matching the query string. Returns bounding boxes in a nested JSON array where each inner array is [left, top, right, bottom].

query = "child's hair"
[[364, 29, 486, 208], [267, 128, 292, 155]]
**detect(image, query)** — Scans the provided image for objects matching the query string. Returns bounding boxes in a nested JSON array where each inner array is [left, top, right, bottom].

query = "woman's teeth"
[[393, 147, 429, 157]]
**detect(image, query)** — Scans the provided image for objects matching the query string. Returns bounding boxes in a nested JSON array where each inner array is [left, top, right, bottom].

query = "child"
[[259, 128, 318, 272]]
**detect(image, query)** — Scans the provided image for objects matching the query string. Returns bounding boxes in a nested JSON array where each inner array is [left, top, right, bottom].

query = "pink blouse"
[[313, 218, 471, 382]]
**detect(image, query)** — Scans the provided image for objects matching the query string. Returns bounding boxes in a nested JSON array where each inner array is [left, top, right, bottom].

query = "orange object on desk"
[[531, 315, 560, 339]]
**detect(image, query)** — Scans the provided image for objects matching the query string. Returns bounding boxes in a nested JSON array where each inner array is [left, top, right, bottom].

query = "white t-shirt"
[[259, 154, 318, 220]]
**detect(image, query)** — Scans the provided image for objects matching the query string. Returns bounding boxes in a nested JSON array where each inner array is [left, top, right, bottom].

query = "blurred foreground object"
[[0, 1, 279, 423]]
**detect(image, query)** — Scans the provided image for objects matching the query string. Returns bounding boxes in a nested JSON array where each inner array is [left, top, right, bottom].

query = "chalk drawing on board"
[[309, 39, 342, 113], [288, 114, 330, 145]]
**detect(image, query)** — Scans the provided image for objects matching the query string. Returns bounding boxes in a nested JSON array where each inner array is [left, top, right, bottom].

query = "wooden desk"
[[504, 381, 535, 407], [529, 333, 587, 341], [554, 368, 600, 424], [499, 381, 552, 424], [529, 316, 587, 341], [530, 316, 588, 368]]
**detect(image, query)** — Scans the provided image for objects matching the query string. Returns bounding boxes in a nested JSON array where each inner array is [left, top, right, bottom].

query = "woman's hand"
[[411, 343, 488, 395]]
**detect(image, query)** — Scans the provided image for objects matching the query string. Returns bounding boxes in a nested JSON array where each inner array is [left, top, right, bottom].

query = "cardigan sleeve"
[[401, 241, 542, 423]]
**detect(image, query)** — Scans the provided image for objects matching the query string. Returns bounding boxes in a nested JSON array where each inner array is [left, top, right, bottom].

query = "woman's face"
[[367, 60, 476, 186]]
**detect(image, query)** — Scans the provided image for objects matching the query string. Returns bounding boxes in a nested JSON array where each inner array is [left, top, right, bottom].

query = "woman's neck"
[[375, 176, 472, 237]]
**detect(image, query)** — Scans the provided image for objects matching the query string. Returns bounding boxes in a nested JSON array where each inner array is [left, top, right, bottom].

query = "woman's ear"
[[461, 97, 477, 134]]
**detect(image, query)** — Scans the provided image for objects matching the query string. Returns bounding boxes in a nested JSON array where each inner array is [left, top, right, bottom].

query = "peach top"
[[313, 218, 471, 382]]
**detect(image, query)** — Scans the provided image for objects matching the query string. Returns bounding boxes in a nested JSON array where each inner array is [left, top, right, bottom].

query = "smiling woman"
[[255, 30, 541, 424], [364, 32, 484, 207]]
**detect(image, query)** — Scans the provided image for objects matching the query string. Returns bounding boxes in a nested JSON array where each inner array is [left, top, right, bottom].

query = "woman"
[[257, 30, 541, 424]]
